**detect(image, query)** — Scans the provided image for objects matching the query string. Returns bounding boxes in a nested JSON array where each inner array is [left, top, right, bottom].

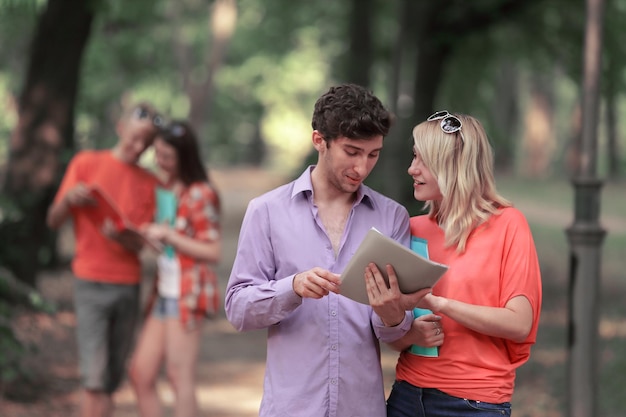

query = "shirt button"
[[330, 310, 337, 316], [331, 344, 337, 350], [330, 378, 337, 385]]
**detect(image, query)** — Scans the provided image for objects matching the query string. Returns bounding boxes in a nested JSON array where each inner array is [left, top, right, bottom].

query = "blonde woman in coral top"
[[365, 111, 542, 417]]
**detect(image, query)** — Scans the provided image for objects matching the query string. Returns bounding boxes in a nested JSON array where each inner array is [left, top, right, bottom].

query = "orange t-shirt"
[[54, 150, 159, 284], [397, 207, 542, 403]]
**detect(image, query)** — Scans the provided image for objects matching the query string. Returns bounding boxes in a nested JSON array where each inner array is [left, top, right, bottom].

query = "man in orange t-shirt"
[[46, 102, 162, 417]]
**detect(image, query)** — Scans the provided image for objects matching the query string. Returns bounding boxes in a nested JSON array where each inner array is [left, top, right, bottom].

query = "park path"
[[3, 168, 280, 417], [3, 168, 623, 417]]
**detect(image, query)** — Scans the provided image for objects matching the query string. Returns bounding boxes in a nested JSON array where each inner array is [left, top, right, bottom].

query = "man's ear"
[[312, 130, 326, 150]]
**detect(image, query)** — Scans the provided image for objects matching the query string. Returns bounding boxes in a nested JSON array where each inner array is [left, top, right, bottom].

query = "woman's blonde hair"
[[412, 113, 511, 252]]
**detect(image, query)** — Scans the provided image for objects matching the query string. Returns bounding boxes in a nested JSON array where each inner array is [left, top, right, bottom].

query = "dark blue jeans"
[[387, 380, 511, 417]]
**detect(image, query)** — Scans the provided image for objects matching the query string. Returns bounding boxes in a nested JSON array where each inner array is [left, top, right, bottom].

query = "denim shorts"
[[387, 380, 511, 417], [152, 296, 179, 319]]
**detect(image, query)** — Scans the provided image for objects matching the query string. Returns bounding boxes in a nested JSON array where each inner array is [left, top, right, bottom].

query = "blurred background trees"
[[0, 0, 624, 283], [0, 0, 625, 412]]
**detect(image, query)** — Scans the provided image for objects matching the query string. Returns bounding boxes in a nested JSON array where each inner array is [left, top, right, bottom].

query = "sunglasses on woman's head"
[[132, 106, 165, 128], [163, 122, 187, 138], [427, 110, 464, 142]]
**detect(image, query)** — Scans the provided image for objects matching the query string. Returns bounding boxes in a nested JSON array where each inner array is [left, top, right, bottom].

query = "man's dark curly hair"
[[311, 84, 393, 144]]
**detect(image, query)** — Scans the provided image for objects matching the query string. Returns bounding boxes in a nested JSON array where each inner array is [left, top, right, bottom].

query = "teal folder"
[[408, 236, 439, 357], [156, 187, 177, 258]]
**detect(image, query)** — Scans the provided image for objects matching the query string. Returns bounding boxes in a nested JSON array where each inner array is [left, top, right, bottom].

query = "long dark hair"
[[158, 120, 210, 186]]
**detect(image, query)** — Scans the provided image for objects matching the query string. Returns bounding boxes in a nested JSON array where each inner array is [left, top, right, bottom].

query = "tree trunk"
[[520, 75, 556, 178], [0, 0, 93, 285], [343, 0, 373, 86], [379, 0, 415, 203], [605, 80, 620, 180], [603, 0, 621, 181], [491, 61, 519, 173], [171, 0, 237, 132], [196, 0, 237, 130], [378, 0, 531, 206], [384, 1, 451, 207]]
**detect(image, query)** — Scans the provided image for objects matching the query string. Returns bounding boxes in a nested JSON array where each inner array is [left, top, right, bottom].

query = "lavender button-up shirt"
[[225, 167, 413, 417]]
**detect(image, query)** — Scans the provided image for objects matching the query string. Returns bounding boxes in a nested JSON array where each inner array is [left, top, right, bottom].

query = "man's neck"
[[111, 146, 135, 165], [310, 168, 356, 207]]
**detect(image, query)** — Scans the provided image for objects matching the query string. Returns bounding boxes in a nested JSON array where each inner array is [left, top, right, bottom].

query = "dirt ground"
[[1, 168, 407, 417], [2, 168, 624, 416], [1, 168, 286, 417]]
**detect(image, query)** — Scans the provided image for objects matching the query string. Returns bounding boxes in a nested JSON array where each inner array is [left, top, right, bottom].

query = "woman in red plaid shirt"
[[129, 120, 221, 417]]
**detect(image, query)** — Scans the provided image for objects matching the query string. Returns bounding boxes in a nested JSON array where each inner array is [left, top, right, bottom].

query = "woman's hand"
[[409, 313, 444, 347], [142, 223, 172, 243], [386, 312, 444, 351], [416, 292, 447, 313]]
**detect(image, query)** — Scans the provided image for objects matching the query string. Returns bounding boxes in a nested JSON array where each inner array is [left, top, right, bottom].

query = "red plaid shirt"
[[174, 182, 221, 329]]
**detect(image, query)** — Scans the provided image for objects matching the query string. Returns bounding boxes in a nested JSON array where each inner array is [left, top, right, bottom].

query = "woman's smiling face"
[[407, 147, 442, 202], [154, 138, 179, 179]]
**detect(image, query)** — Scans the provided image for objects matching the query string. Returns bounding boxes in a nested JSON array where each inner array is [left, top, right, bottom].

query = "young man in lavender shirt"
[[225, 84, 434, 417]]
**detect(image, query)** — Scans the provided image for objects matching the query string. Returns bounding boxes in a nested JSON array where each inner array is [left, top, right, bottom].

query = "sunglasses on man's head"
[[132, 106, 165, 128], [427, 110, 464, 142]]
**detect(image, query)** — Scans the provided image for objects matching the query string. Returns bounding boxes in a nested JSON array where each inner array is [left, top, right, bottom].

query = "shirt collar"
[[291, 165, 374, 209]]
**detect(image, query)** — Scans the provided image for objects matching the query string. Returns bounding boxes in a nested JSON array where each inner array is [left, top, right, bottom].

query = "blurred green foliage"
[[0, 257, 55, 388], [0, 187, 56, 386], [0, 2, 623, 411], [68, 0, 350, 173], [1, 0, 625, 179]]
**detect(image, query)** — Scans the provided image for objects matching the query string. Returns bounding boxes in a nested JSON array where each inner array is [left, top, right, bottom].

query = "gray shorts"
[[74, 278, 139, 393]]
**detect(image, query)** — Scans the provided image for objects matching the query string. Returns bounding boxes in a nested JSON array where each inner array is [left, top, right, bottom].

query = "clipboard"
[[84, 185, 128, 232], [339, 228, 448, 305], [83, 185, 163, 252]]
